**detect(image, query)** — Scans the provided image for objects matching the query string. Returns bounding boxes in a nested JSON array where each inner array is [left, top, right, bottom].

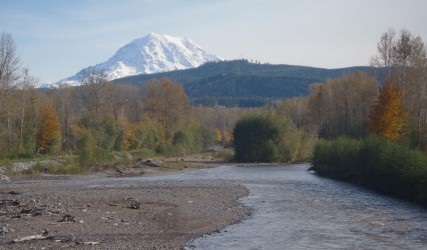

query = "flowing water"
[[111, 164, 427, 249]]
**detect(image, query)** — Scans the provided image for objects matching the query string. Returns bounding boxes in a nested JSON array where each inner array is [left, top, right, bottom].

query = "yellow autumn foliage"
[[37, 105, 61, 153], [368, 80, 407, 142], [213, 128, 222, 143]]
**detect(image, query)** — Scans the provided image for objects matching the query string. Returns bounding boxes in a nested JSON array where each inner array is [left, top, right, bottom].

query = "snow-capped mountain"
[[58, 33, 222, 85]]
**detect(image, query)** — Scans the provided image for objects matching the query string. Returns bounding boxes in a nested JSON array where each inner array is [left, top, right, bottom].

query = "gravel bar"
[[0, 177, 250, 249]]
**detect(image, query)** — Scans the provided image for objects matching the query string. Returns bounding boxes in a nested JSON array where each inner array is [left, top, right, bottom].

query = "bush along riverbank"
[[311, 136, 427, 206]]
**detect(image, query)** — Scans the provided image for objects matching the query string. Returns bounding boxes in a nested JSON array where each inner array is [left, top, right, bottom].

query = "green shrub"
[[233, 111, 317, 163], [277, 123, 317, 163], [312, 136, 427, 205], [171, 125, 215, 155], [233, 115, 280, 162]]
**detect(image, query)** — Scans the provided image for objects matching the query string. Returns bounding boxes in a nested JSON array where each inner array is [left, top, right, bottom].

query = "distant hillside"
[[113, 60, 385, 107]]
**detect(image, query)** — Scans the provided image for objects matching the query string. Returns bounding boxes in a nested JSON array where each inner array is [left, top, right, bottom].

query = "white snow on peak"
[[57, 33, 222, 86]]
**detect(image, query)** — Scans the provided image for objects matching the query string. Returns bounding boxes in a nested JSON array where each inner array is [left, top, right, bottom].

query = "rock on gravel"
[[0, 174, 10, 182]]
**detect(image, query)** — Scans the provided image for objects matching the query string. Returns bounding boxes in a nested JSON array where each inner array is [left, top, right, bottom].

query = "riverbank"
[[311, 137, 427, 206], [0, 163, 250, 249]]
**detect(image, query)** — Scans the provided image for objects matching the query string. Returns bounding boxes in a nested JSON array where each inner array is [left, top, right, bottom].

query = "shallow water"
[[106, 164, 427, 249]]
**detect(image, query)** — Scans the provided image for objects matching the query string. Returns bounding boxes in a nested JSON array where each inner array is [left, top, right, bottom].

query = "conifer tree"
[[368, 79, 407, 142]]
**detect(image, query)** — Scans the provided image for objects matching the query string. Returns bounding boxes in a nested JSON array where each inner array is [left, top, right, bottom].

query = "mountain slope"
[[113, 60, 386, 107], [59, 33, 222, 84]]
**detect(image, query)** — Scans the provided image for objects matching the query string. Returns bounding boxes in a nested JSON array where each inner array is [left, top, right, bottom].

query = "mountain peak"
[[58, 33, 222, 85], [146, 32, 170, 39]]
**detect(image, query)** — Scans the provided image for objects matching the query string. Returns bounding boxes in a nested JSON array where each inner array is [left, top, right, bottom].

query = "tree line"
[[271, 28, 427, 148], [234, 28, 427, 164], [2, 28, 427, 171], [0, 32, 254, 167], [305, 29, 427, 205]]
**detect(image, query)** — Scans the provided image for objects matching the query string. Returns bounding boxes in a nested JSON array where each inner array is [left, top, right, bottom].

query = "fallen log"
[[47, 235, 75, 243], [143, 159, 161, 168], [12, 229, 49, 243], [12, 234, 48, 243], [76, 240, 101, 245]]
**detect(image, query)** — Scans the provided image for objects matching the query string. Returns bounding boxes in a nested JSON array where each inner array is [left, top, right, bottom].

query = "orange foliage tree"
[[37, 105, 62, 153], [368, 79, 407, 142]]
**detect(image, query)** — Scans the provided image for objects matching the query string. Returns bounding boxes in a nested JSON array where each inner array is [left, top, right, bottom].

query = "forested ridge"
[[113, 59, 386, 107]]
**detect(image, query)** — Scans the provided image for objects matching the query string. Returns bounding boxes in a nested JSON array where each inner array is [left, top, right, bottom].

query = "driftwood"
[[58, 214, 76, 223], [143, 159, 161, 168], [76, 240, 101, 245], [4, 194, 101, 246], [115, 166, 125, 174], [13, 235, 99, 245], [0, 199, 20, 206], [129, 200, 141, 209], [125, 197, 141, 209], [12, 234, 48, 243], [20, 207, 44, 216], [12, 229, 99, 246], [12, 229, 49, 243], [47, 235, 75, 243]]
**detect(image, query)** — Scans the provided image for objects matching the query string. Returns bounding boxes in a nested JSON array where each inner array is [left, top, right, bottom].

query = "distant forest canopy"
[[113, 59, 388, 107]]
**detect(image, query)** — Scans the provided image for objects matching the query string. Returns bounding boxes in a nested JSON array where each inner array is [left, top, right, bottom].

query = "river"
[[123, 164, 426, 249]]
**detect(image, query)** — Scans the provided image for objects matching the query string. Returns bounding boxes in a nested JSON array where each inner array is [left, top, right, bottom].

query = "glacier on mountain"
[[58, 32, 222, 85]]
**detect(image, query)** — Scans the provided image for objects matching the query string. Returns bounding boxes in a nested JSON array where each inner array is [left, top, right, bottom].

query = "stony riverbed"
[[0, 176, 249, 249]]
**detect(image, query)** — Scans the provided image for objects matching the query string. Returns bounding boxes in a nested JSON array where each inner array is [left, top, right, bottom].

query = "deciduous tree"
[[371, 28, 427, 148], [79, 70, 112, 114], [142, 78, 189, 136], [37, 105, 62, 154], [368, 79, 407, 142], [307, 72, 378, 138], [0, 33, 20, 111], [16, 68, 39, 154], [51, 83, 79, 151], [0, 33, 20, 154]]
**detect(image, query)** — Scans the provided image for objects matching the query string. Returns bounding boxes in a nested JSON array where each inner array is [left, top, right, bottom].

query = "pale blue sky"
[[1, 0, 426, 83]]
